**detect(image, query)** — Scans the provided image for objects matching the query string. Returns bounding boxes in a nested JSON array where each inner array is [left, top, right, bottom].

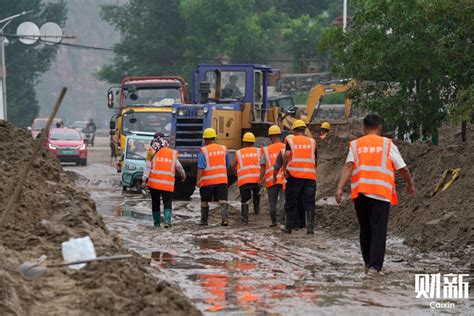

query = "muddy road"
[[65, 137, 471, 315]]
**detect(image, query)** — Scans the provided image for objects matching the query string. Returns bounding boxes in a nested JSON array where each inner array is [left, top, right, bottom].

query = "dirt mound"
[[316, 133, 474, 260], [0, 121, 200, 315]]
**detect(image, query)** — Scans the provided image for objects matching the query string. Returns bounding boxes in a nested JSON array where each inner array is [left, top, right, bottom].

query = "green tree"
[[179, 0, 280, 67], [98, 0, 186, 83], [2, 0, 67, 127], [321, 0, 473, 141], [282, 15, 328, 72]]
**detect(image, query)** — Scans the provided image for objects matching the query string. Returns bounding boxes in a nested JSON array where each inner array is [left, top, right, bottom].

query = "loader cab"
[[191, 64, 279, 131]]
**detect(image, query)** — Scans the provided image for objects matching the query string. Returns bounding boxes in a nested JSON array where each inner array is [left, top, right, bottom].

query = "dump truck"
[[106, 76, 190, 194], [169, 64, 281, 195]]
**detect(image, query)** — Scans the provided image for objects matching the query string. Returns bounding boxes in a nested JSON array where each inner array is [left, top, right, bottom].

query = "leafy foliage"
[[98, 0, 338, 83], [2, 0, 67, 127], [98, 0, 185, 83], [321, 0, 473, 140]]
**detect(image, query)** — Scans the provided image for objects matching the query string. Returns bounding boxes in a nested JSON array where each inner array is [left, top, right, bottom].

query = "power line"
[[4, 33, 335, 63]]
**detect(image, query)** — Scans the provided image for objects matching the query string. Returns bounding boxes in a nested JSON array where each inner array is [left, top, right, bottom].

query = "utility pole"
[[0, 11, 33, 120], [343, 0, 348, 32], [0, 34, 7, 120]]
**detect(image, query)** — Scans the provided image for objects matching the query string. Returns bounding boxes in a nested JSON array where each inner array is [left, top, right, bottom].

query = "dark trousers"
[[267, 184, 285, 224], [284, 177, 316, 233], [150, 188, 173, 226], [240, 183, 260, 213], [354, 194, 390, 271]]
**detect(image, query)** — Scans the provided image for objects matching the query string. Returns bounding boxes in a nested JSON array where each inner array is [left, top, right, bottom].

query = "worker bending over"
[[197, 128, 230, 226], [260, 125, 286, 227], [336, 114, 415, 275], [282, 120, 317, 234], [143, 132, 186, 228], [234, 132, 261, 225]]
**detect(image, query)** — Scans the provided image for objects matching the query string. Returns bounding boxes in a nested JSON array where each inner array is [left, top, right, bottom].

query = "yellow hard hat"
[[321, 122, 331, 130], [203, 128, 217, 139], [268, 125, 281, 136], [292, 119, 307, 130], [242, 132, 256, 143]]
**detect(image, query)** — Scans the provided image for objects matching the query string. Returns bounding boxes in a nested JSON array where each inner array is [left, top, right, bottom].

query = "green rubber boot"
[[152, 211, 161, 227], [164, 209, 172, 228]]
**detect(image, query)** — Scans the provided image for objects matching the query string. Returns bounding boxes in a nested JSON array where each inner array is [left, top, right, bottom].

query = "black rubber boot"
[[241, 204, 249, 225], [306, 209, 315, 234], [152, 211, 161, 227], [253, 194, 260, 215], [200, 206, 209, 226], [221, 203, 229, 226], [270, 207, 277, 226], [281, 208, 292, 233]]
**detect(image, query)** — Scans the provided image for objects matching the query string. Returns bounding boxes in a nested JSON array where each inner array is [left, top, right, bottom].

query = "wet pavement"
[[65, 142, 472, 315]]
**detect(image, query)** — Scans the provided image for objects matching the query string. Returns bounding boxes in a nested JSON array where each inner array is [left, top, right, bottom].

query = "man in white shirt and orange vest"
[[260, 125, 286, 227], [282, 120, 317, 235], [142, 132, 186, 228], [233, 132, 261, 225], [336, 114, 415, 275], [197, 128, 231, 226]]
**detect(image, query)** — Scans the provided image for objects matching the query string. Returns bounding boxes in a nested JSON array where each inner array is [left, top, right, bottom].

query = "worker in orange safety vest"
[[335, 114, 415, 275], [260, 125, 286, 227], [143, 132, 186, 227], [282, 120, 317, 235], [197, 128, 231, 226], [233, 132, 261, 225]]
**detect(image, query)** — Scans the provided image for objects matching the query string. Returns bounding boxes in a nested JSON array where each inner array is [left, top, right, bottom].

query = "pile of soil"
[[0, 121, 200, 315], [316, 131, 474, 260]]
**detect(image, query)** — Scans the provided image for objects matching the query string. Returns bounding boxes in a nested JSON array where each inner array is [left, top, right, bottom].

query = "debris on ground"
[[0, 121, 201, 315]]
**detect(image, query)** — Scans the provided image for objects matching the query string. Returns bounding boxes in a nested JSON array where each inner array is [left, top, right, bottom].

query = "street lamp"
[[0, 11, 33, 121]]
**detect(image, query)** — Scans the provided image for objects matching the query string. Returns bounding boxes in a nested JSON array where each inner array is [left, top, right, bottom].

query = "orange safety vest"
[[236, 147, 261, 187], [350, 134, 397, 205], [286, 135, 317, 180], [262, 143, 285, 188], [148, 147, 177, 192], [200, 143, 228, 187]]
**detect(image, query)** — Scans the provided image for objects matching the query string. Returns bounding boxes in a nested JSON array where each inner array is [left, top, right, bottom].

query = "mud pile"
[[316, 132, 474, 258], [0, 121, 200, 315]]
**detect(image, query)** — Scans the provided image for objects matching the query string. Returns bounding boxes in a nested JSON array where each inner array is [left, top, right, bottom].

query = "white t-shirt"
[[346, 142, 406, 202]]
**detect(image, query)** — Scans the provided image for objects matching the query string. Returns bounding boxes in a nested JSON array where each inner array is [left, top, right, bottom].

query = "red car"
[[46, 128, 88, 166]]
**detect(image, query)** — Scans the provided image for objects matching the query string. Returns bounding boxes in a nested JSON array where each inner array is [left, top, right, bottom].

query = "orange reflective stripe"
[[286, 135, 317, 180], [148, 148, 177, 192], [263, 143, 285, 188], [200, 144, 228, 187], [236, 147, 261, 187], [350, 135, 397, 204]]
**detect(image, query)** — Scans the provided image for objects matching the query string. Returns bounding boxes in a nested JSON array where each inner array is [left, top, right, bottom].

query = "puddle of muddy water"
[[70, 163, 473, 315]]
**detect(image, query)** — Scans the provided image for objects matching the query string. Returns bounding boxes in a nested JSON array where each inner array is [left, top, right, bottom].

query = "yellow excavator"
[[277, 79, 361, 138]]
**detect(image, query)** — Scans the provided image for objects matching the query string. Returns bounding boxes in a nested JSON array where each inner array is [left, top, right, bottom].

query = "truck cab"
[[107, 76, 187, 170]]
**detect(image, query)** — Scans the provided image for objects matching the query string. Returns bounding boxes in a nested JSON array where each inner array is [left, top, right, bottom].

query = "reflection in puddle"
[[150, 237, 319, 312]]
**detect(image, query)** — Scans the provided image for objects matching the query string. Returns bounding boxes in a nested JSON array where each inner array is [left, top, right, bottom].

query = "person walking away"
[[110, 133, 118, 167], [86, 118, 97, 146], [282, 120, 317, 235], [234, 132, 261, 225], [272, 134, 305, 230], [142, 132, 186, 228], [260, 125, 286, 227], [197, 128, 230, 226], [319, 122, 331, 140], [335, 114, 415, 275]]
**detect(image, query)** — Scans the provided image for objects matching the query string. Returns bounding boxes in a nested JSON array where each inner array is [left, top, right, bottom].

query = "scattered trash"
[[61, 236, 97, 270]]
